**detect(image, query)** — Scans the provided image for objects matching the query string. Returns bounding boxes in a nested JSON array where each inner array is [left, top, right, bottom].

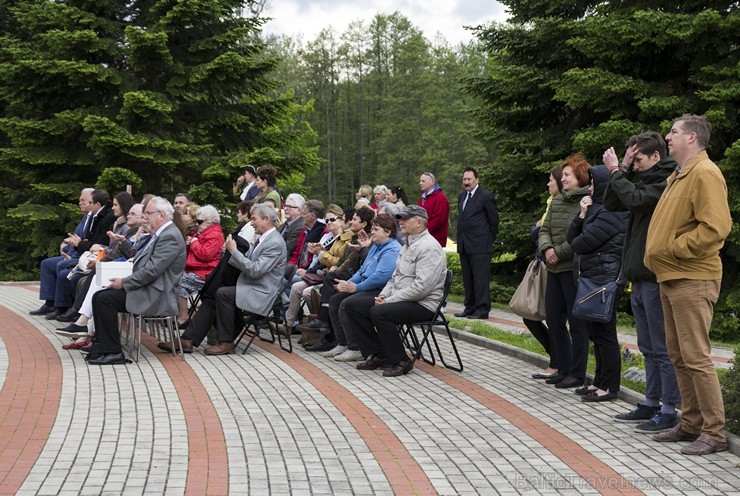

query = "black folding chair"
[[399, 269, 463, 372]]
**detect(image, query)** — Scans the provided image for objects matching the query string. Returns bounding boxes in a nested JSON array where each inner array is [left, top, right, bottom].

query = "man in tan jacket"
[[644, 114, 732, 455]]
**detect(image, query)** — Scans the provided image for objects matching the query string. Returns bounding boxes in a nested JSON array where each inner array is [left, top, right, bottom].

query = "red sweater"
[[418, 187, 449, 247], [185, 224, 225, 279]]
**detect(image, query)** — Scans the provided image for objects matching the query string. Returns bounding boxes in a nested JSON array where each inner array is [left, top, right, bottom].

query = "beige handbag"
[[508, 257, 547, 321]]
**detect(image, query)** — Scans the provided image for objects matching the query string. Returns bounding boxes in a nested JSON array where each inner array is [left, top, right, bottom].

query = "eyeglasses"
[[284, 205, 300, 210], [144, 210, 159, 216], [325, 217, 338, 223], [196, 219, 205, 224]]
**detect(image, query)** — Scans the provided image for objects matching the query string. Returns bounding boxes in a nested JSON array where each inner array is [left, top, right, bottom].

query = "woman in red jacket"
[[177, 205, 225, 327]]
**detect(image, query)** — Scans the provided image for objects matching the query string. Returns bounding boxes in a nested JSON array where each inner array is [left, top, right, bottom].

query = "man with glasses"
[[279, 193, 306, 258], [86, 196, 186, 365]]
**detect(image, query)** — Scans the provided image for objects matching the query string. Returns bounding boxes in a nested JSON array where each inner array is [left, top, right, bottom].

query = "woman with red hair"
[[538, 154, 592, 390]]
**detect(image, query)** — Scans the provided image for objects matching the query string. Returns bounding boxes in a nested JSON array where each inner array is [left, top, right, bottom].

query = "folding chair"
[[233, 294, 293, 354], [399, 269, 463, 372], [125, 314, 184, 362]]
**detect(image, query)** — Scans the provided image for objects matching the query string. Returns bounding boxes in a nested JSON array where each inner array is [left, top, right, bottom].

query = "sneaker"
[[321, 345, 347, 358], [613, 403, 660, 423], [334, 349, 364, 362], [634, 412, 678, 434]]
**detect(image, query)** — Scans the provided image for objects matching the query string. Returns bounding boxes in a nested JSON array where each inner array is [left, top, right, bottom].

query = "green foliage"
[[467, 1, 740, 338], [0, 0, 319, 279], [722, 346, 740, 435]]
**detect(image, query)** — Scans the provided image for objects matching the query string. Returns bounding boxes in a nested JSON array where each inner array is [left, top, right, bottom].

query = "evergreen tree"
[[467, 1, 740, 337], [0, 0, 319, 278]]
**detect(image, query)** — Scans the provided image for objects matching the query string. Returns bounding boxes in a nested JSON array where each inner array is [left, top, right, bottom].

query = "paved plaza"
[[0, 283, 738, 495]]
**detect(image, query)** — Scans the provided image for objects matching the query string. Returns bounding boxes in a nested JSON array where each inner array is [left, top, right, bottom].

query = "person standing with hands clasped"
[[454, 167, 499, 320], [566, 166, 627, 402]]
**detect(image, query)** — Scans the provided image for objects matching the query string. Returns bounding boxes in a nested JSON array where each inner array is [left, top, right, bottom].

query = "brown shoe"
[[356, 355, 388, 370], [204, 341, 236, 355], [382, 359, 413, 377], [680, 433, 728, 455], [653, 424, 700, 443], [157, 339, 193, 353]]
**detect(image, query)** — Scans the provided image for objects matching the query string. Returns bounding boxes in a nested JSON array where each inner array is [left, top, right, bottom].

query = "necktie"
[[81, 214, 92, 239], [462, 192, 471, 212]]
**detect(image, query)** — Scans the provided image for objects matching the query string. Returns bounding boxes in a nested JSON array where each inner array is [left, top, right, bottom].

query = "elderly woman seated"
[[177, 205, 225, 326]]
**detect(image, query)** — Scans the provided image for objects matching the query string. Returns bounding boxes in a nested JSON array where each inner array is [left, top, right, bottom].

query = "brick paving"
[[1, 283, 738, 495]]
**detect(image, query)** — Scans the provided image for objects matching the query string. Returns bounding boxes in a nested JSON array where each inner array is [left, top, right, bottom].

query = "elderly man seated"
[[345, 205, 447, 377], [86, 196, 186, 365], [158, 203, 287, 355]]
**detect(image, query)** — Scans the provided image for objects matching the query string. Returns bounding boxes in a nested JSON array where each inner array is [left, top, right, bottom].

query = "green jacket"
[[603, 157, 677, 282], [538, 186, 589, 273]]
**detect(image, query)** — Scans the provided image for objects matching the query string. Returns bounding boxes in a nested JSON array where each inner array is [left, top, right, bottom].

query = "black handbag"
[[572, 258, 620, 323]]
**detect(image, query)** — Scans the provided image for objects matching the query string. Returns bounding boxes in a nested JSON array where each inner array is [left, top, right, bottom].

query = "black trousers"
[[346, 294, 435, 366], [181, 286, 240, 347], [74, 273, 94, 310], [586, 317, 621, 393], [523, 318, 558, 369], [545, 271, 588, 380], [91, 288, 127, 355], [317, 271, 351, 340], [459, 250, 492, 316]]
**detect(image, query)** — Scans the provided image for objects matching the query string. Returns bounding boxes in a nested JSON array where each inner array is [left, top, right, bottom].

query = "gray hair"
[[286, 193, 306, 210], [250, 203, 279, 225], [147, 196, 175, 220], [373, 185, 388, 196], [377, 201, 399, 217], [196, 205, 221, 224], [81, 187, 94, 195]]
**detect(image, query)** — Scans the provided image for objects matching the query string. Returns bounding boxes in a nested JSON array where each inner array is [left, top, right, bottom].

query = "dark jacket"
[[603, 157, 677, 282], [567, 166, 628, 285], [78, 203, 116, 253], [538, 185, 590, 273], [456, 185, 499, 255]]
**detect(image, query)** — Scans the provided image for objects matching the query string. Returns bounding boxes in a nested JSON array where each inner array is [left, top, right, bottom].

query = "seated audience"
[[159, 204, 286, 355], [86, 196, 186, 365], [348, 205, 447, 376], [321, 213, 402, 362], [177, 205, 225, 326]]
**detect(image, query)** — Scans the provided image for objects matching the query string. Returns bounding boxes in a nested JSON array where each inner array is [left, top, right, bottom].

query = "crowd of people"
[[528, 114, 730, 456], [28, 113, 729, 456]]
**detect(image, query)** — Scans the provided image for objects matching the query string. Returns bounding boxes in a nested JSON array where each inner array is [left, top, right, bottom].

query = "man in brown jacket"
[[644, 114, 732, 455]]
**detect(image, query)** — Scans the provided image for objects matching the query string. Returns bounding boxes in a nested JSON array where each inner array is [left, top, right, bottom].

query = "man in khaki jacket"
[[644, 114, 732, 455]]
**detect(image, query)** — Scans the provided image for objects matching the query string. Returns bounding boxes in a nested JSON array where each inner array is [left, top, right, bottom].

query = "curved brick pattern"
[[0, 305, 62, 496], [5, 286, 189, 495], [141, 333, 229, 496], [182, 342, 396, 495], [254, 340, 436, 495]]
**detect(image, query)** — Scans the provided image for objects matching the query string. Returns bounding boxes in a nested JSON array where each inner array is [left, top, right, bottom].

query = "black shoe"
[[383, 359, 413, 377], [299, 319, 329, 332], [56, 308, 80, 322], [87, 352, 128, 365], [305, 339, 336, 352], [555, 377, 584, 389], [30, 304, 55, 316], [545, 374, 566, 384], [45, 310, 62, 320], [581, 391, 618, 402], [532, 372, 559, 380], [54, 323, 89, 337], [453, 311, 471, 318], [467, 313, 489, 319]]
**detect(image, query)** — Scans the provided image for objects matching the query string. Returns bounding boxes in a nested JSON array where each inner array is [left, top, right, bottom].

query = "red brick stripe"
[[255, 340, 438, 496], [418, 363, 644, 496], [141, 333, 229, 496], [0, 305, 63, 495]]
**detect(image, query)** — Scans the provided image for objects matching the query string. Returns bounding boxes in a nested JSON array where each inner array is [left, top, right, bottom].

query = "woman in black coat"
[[567, 165, 628, 402]]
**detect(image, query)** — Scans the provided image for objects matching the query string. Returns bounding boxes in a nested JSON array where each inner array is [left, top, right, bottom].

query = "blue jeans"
[[631, 281, 680, 406]]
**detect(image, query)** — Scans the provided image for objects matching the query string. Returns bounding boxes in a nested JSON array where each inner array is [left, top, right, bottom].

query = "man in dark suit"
[[159, 203, 287, 355], [455, 167, 499, 319], [278, 193, 305, 259], [87, 196, 187, 365]]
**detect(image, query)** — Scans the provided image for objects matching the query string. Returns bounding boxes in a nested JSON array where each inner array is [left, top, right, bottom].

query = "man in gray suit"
[[88, 197, 187, 365], [160, 203, 287, 355]]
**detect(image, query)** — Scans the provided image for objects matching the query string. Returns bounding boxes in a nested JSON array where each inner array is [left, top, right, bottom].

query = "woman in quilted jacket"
[[567, 165, 628, 402]]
